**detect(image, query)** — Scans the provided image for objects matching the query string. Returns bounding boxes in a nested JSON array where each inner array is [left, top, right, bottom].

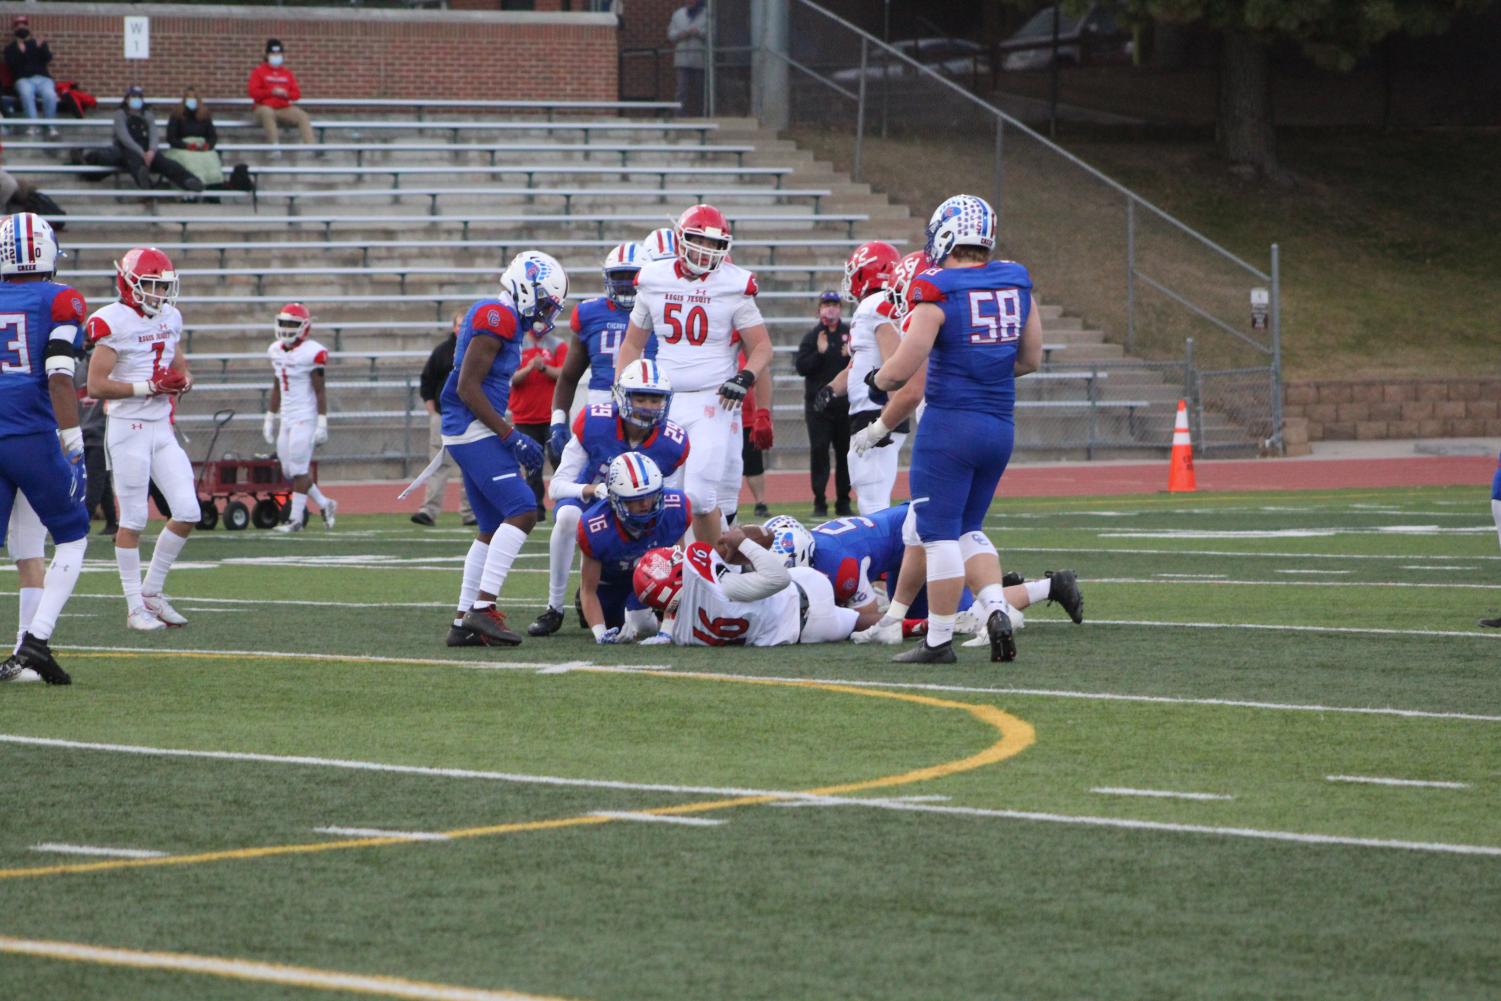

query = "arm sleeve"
[[794, 328, 820, 376], [731, 296, 764, 330], [629, 298, 653, 331], [547, 438, 591, 500], [166, 116, 182, 148], [720, 540, 792, 602], [112, 112, 144, 157]]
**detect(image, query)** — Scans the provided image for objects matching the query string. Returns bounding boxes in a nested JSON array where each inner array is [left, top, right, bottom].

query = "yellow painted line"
[[0, 654, 1033, 881], [0, 934, 578, 1001]]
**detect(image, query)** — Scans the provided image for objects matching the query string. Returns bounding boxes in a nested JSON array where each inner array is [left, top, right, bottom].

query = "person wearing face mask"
[[795, 291, 853, 518], [163, 88, 225, 189], [87, 86, 202, 194], [248, 39, 316, 152], [4, 15, 60, 138]]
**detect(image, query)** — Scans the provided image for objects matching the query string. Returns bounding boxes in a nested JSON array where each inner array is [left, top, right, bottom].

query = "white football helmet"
[[500, 250, 569, 335], [641, 227, 678, 262], [0, 213, 60, 277], [606, 452, 666, 536], [603, 242, 644, 308], [924, 194, 997, 265], [613, 359, 673, 431], [764, 515, 815, 568]]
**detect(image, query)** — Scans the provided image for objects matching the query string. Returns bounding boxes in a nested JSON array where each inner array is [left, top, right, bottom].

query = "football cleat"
[[892, 640, 956, 664], [320, 498, 338, 529], [446, 623, 490, 647], [1002, 570, 1025, 588], [14, 633, 71, 685], [850, 619, 902, 645], [528, 606, 565, 637], [274, 520, 303, 533], [127, 606, 167, 632], [1481, 616, 1501, 628], [952, 607, 983, 635], [987, 609, 1017, 663], [461, 607, 522, 646], [1045, 569, 1084, 624], [142, 593, 187, 627]]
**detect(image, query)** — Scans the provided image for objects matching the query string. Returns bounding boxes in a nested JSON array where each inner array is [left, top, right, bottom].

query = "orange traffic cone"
[[1167, 399, 1197, 493]]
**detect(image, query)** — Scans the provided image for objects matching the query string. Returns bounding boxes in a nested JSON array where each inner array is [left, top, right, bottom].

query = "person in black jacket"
[[4, 15, 59, 137], [83, 86, 202, 192], [795, 291, 852, 517], [412, 314, 474, 526]]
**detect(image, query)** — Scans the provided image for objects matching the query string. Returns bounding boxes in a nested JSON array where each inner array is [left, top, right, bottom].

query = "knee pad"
[[923, 539, 964, 582], [959, 530, 997, 562], [553, 503, 582, 534]]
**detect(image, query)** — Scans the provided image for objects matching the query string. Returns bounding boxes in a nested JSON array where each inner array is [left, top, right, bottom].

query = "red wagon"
[[190, 409, 314, 530]]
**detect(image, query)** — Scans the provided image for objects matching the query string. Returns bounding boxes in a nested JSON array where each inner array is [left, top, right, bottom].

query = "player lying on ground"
[[530, 360, 688, 637], [263, 301, 338, 532], [0, 213, 86, 684]]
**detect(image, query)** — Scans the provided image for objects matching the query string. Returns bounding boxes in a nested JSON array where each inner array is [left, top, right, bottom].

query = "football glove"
[[150, 368, 189, 396], [851, 418, 894, 457], [546, 409, 569, 468], [59, 427, 86, 503], [506, 427, 544, 473], [749, 409, 774, 450], [811, 384, 838, 415], [596, 626, 622, 645], [314, 414, 329, 445], [717, 369, 755, 410], [862, 369, 889, 406], [638, 633, 672, 646], [262, 411, 277, 445]]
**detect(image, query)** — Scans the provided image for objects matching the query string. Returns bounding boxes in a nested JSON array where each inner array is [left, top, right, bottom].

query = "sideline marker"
[[1168, 399, 1197, 493]]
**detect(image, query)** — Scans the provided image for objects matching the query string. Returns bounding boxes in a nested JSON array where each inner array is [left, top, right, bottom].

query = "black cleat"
[[528, 606, 565, 637], [1481, 616, 1501, 628], [987, 610, 1017, 663], [893, 640, 957, 664], [446, 623, 490, 647], [461, 607, 523, 646], [1002, 570, 1025, 588], [1045, 569, 1084, 624], [16, 633, 71, 685]]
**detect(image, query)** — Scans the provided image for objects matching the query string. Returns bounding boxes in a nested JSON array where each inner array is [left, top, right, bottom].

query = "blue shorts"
[[595, 573, 646, 630], [1492, 452, 1500, 501], [0, 430, 89, 548], [448, 436, 537, 534], [909, 407, 1014, 542], [907, 584, 973, 621]]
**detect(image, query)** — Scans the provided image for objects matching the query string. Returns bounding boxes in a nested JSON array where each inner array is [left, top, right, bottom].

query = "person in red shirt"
[[509, 330, 568, 521], [247, 39, 315, 150]]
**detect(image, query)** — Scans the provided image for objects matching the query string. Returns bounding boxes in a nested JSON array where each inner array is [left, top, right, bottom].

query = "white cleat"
[[0, 658, 41, 683], [127, 606, 167, 631], [143, 593, 188, 627], [273, 520, 303, 533], [319, 497, 338, 529], [850, 618, 903, 645], [953, 607, 983, 635]]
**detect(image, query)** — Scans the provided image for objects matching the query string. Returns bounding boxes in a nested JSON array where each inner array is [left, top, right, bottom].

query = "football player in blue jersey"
[[1485, 453, 1501, 627], [576, 452, 691, 643], [0, 213, 88, 684], [859, 193, 1044, 663], [546, 242, 657, 466], [529, 359, 689, 636], [439, 250, 566, 648]]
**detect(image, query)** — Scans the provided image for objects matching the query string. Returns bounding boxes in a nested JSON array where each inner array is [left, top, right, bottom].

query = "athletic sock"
[[17, 586, 42, 649], [926, 613, 956, 647], [307, 484, 329, 508], [30, 538, 86, 642], [479, 523, 527, 599], [116, 546, 145, 613], [290, 491, 308, 524], [1024, 579, 1052, 604], [457, 539, 488, 621], [976, 583, 1014, 618], [143, 530, 189, 596], [547, 506, 581, 610], [1493, 498, 1501, 552]]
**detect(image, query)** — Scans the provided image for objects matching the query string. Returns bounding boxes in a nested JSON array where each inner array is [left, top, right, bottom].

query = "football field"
[[2, 484, 1499, 1001]]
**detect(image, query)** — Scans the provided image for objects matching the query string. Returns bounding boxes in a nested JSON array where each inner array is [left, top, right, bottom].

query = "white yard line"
[[1064, 618, 1501, 641], [1274, 569, 1352, 575], [590, 812, 725, 827], [1325, 775, 1472, 790], [1090, 787, 1233, 801], [30, 843, 167, 859], [1082, 578, 1501, 591], [999, 545, 1501, 562], [1399, 565, 1478, 571], [313, 826, 451, 841]]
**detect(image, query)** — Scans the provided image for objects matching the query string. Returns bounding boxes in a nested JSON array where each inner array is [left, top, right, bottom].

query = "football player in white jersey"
[[85, 247, 198, 631], [632, 527, 878, 647], [615, 204, 773, 547], [262, 302, 338, 532]]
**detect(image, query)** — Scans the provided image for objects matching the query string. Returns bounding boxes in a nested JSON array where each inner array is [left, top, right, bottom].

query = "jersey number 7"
[[967, 289, 1022, 345]]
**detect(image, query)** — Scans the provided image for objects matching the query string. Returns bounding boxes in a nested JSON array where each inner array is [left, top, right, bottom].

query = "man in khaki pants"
[[247, 38, 315, 150], [412, 314, 474, 526]]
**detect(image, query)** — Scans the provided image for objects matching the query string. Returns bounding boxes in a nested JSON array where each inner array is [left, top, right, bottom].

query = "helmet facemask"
[[131, 272, 178, 318], [677, 229, 730, 275], [604, 266, 640, 308]]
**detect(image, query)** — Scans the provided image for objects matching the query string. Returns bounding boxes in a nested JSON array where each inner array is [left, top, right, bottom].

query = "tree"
[[1111, 0, 1493, 177]]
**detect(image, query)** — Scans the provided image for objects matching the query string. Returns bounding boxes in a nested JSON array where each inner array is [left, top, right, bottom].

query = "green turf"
[[2, 485, 1498, 1000]]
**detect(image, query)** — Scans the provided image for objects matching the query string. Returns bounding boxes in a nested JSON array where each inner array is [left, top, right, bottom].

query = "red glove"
[[750, 409, 774, 450], [150, 368, 189, 395]]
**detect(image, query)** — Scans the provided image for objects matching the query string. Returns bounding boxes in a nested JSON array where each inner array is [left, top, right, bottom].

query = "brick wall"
[[618, 0, 681, 102], [1285, 380, 1501, 441], [16, 3, 616, 103]]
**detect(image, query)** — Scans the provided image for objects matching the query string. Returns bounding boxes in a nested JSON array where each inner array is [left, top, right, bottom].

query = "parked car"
[[828, 36, 990, 87], [1000, 4, 1132, 72]]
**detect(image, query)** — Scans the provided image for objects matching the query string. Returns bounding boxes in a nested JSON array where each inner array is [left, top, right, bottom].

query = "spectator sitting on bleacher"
[[4, 15, 59, 138], [162, 88, 225, 189], [83, 86, 202, 193], [248, 38, 316, 154]]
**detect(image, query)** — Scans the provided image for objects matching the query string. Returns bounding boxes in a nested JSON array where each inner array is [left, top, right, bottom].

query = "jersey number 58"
[[967, 289, 1022, 345]]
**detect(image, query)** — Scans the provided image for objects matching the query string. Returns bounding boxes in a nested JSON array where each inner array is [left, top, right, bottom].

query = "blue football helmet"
[[607, 452, 665, 536], [613, 359, 673, 432], [603, 242, 643, 309], [924, 194, 997, 265]]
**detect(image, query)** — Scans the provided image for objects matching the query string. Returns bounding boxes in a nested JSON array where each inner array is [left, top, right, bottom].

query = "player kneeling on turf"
[[576, 452, 689, 644], [262, 302, 337, 532], [633, 526, 881, 647]]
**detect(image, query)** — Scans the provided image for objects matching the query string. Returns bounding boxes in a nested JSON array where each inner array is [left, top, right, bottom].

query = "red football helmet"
[[633, 546, 685, 614], [116, 247, 179, 318], [889, 250, 933, 319], [841, 241, 901, 302], [275, 302, 313, 345], [674, 203, 732, 276]]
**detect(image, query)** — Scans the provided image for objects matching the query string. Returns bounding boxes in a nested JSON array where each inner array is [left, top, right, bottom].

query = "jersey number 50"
[[967, 289, 1023, 345], [662, 303, 709, 346]]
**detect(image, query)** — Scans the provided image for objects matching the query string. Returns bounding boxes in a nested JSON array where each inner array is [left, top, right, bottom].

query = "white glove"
[[262, 411, 277, 445], [851, 417, 892, 457], [315, 414, 329, 445], [638, 633, 672, 646]]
